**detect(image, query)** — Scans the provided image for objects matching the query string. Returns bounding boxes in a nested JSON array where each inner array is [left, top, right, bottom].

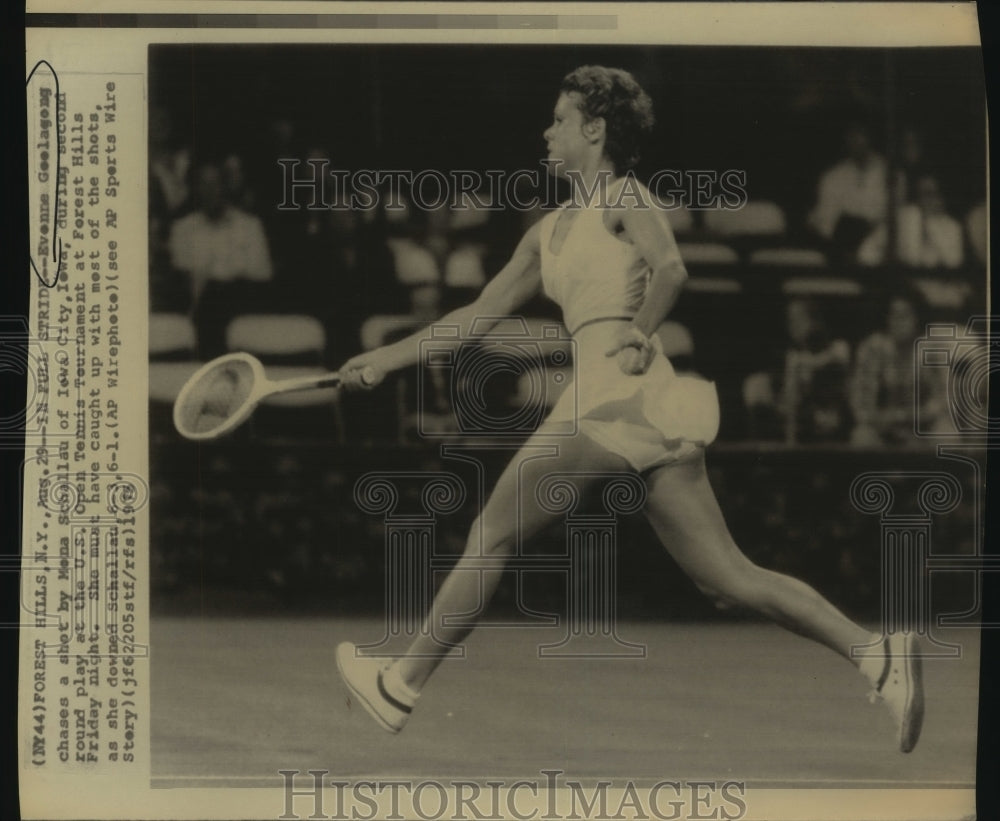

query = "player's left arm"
[[623, 200, 689, 337], [604, 197, 690, 375]]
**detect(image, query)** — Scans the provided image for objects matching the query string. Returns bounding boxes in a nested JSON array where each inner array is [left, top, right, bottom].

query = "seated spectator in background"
[[966, 201, 987, 266], [149, 106, 193, 312], [808, 122, 888, 265], [222, 153, 257, 214], [894, 126, 929, 206], [168, 162, 274, 304], [149, 106, 191, 219], [149, 216, 191, 313], [850, 289, 951, 446], [409, 282, 444, 323], [744, 298, 852, 444], [858, 174, 963, 268], [168, 162, 274, 356]]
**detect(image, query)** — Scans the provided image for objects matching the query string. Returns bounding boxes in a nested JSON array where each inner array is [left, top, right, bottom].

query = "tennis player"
[[336, 66, 924, 753]]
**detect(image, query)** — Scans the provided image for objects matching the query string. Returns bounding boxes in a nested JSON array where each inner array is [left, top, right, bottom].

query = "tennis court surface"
[[150, 616, 979, 790]]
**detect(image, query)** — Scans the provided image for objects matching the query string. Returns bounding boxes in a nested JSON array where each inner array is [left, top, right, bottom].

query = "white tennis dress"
[[536, 185, 720, 472]]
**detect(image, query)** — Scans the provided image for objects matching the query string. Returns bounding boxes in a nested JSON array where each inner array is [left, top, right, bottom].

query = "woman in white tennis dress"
[[336, 66, 923, 753]]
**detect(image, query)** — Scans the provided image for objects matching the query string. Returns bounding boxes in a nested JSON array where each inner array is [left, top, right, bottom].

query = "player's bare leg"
[[337, 429, 631, 731], [642, 451, 923, 752], [398, 430, 632, 688]]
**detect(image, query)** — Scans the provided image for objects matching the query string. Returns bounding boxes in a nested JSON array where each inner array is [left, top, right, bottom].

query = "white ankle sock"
[[383, 663, 420, 706]]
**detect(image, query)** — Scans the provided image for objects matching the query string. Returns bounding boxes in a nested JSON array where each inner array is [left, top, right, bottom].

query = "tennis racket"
[[172, 352, 375, 441]]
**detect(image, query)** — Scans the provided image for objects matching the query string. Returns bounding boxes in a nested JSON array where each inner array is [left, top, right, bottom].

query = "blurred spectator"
[[450, 190, 493, 236], [965, 201, 987, 266], [246, 116, 302, 216], [444, 245, 488, 290], [222, 153, 258, 213], [858, 175, 963, 268], [423, 196, 452, 265], [849, 289, 951, 446], [168, 162, 274, 304], [149, 106, 194, 312], [897, 176, 963, 268], [744, 298, 852, 443], [894, 126, 930, 206], [808, 122, 888, 264], [409, 282, 444, 322], [267, 144, 402, 358], [149, 106, 191, 220], [150, 216, 192, 313], [388, 237, 441, 287]]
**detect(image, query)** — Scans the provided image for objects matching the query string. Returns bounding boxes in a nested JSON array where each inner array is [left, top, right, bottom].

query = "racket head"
[[173, 352, 266, 441]]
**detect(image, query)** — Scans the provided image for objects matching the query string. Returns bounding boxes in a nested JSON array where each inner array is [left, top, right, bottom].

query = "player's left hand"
[[605, 326, 657, 375]]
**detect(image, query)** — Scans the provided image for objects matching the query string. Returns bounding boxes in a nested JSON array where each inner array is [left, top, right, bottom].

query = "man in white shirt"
[[858, 174, 964, 268], [809, 123, 888, 263], [168, 163, 273, 303]]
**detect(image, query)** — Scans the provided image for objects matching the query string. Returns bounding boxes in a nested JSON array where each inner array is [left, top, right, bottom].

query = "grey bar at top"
[[27, 13, 617, 29]]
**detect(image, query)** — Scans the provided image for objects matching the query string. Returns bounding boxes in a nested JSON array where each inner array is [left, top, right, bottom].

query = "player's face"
[[543, 92, 590, 176]]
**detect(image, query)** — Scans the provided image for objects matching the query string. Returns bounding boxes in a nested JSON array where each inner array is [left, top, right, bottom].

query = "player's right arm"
[[339, 221, 544, 389]]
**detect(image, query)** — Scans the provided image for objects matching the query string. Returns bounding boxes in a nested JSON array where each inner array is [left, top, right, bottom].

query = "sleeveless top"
[[531, 179, 721, 471], [537, 184, 651, 334]]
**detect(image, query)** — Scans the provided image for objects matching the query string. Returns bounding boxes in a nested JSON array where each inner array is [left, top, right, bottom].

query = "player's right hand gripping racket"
[[172, 352, 375, 441]]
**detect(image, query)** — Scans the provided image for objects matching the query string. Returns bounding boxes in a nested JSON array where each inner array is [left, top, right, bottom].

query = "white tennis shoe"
[[335, 642, 416, 734], [867, 632, 925, 753]]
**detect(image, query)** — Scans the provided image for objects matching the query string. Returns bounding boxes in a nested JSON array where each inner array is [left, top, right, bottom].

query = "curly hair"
[[559, 65, 655, 174]]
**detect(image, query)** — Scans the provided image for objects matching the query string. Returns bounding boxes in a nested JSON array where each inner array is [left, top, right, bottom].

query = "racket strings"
[[176, 360, 257, 436]]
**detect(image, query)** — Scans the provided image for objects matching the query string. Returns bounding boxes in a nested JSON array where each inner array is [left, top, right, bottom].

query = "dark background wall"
[[150, 44, 986, 221]]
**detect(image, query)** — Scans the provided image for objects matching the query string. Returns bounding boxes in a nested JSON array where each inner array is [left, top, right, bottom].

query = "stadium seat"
[[781, 277, 862, 297], [148, 362, 203, 405], [677, 242, 740, 266], [359, 315, 425, 351], [388, 238, 441, 286], [655, 321, 695, 359], [149, 313, 201, 411], [748, 247, 828, 268], [913, 277, 973, 309], [149, 313, 197, 359], [225, 314, 326, 363], [704, 200, 786, 237], [683, 276, 743, 294], [660, 203, 696, 235], [449, 192, 492, 232], [444, 245, 488, 288]]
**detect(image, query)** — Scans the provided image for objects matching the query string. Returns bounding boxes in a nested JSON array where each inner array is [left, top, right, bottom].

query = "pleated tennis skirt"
[[540, 320, 720, 473]]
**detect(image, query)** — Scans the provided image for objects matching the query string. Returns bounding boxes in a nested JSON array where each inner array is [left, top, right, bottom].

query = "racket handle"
[[312, 374, 344, 389]]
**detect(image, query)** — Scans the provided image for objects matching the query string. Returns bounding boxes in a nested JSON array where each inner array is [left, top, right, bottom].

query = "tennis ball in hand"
[[616, 347, 645, 374]]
